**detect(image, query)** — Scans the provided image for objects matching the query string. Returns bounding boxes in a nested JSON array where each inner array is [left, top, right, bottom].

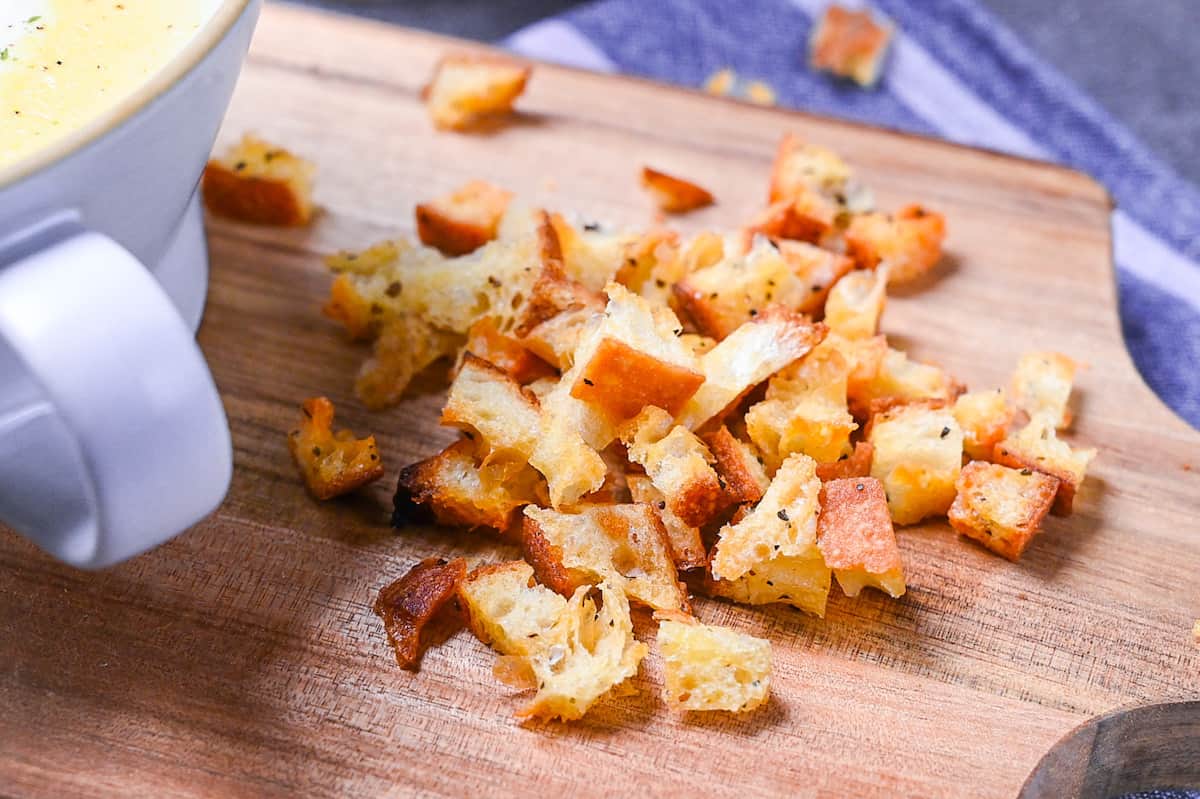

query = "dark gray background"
[[289, 0, 1198, 187]]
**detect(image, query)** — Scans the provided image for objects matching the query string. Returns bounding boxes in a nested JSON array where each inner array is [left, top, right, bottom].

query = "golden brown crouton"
[[423, 54, 530, 131], [703, 426, 771, 505], [287, 397, 385, 500], [461, 318, 557, 385], [203, 134, 315, 226], [953, 389, 1014, 461], [709, 454, 831, 617], [817, 478, 905, 597], [775, 239, 856, 315], [852, 346, 963, 418], [823, 266, 889, 340], [515, 581, 647, 721], [457, 561, 567, 656], [641, 167, 715, 214], [356, 315, 462, 411], [656, 613, 771, 713], [743, 195, 837, 245], [993, 418, 1096, 516], [948, 461, 1060, 560], [393, 439, 544, 534], [1010, 351, 1079, 429], [416, 180, 513, 256], [620, 407, 728, 528], [809, 5, 893, 88], [373, 557, 467, 670], [845, 204, 945, 284], [626, 474, 707, 571], [868, 403, 963, 525], [523, 503, 688, 612], [441, 354, 542, 463], [768, 133, 854, 205], [528, 363, 613, 510]]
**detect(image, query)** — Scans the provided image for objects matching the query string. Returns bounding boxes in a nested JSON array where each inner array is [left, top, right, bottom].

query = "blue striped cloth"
[[504, 0, 1200, 429]]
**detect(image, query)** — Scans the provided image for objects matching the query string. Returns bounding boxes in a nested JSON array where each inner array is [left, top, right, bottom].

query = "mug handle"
[[0, 231, 231, 568]]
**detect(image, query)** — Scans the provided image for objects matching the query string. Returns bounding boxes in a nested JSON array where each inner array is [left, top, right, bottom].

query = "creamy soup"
[[0, 0, 220, 170]]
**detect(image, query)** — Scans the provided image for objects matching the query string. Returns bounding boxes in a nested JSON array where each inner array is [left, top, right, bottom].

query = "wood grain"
[[2, 4, 1198, 797]]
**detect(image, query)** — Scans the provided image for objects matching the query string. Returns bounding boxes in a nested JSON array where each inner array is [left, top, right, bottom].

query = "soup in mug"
[[0, 0, 221, 170]]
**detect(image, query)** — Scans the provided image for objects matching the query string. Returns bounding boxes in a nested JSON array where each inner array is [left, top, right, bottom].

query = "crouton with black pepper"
[[868, 403, 963, 525], [203, 134, 315, 226], [953, 389, 1013, 461], [948, 461, 1059, 560], [627, 474, 707, 571], [845, 204, 945, 284], [423, 55, 530, 131], [656, 611, 771, 713], [993, 417, 1095, 516], [288, 397, 384, 500], [817, 477, 905, 597], [416, 179, 513, 256], [620, 407, 728, 528], [457, 561, 567, 656]]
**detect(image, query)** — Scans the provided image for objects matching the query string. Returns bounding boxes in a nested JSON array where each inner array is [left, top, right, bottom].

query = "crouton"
[[519, 302, 603, 370], [373, 557, 467, 670], [570, 283, 705, 422], [287, 397, 384, 500], [703, 426, 771, 505], [356, 315, 462, 410], [656, 613, 771, 712], [852, 346, 963, 418], [768, 133, 853, 205], [457, 561, 567, 656], [993, 418, 1095, 516], [615, 228, 681, 297], [202, 134, 315, 226], [523, 503, 688, 612], [823, 266, 889, 340], [528, 363, 612, 509], [1010, 351, 1079, 429], [441, 354, 542, 463], [817, 478, 905, 597], [516, 581, 647, 721], [868, 403, 963, 525], [620, 407, 728, 528], [953, 389, 1013, 461], [677, 307, 827, 430], [416, 180, 513, 256], [816, 441, 874, 481], [423, 54, 530, 131], [775, 239, 855, 315], [743, 195, 837, 245], [461, 318, 556, 385], [674, 236, 801, 339], [824, 332, 888, 403], [641, 167, 715, 214], [948, 462, 1059, 560], [709, 454, 831, 617], [627, 474, 707, 571], [393, 439, 544, 534], [845, 205, 945, 284], [547, 214, 640, 292], [809, 5, 894, 88]]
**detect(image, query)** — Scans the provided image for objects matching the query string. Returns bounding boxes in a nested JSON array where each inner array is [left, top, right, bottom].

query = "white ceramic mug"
[[0, 0, 261, 568]]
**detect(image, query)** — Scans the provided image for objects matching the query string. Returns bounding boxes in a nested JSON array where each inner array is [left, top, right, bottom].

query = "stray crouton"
[[948, 461, 1059, 560], [457, 561, 567, 656], [641, 167, 715, 214], [953, 389, 1013, 461], [817, 478, 905, 597], [621, 407, 728, 528], [523, 504, 688, 612], [656, 612, 771, 712], [868, 403, 963, 525], [816, 441, 874, 481], [374, 557, 467, 670], [823, 266, 889, 340], [1010, 351, 1079, 429], [845, 205, 945, 284], [626, 474, 707, 571], [809, 5, 894, 88], [416, 180, 513, 256], [441, 354, 542, 463], [287, 397, 384, 500], [993, 418, 1095, 516], [703, 426, 771, 505], [461, 319, 557, 385], [423, 55, 530, 131], [203, 134, 315, 226]]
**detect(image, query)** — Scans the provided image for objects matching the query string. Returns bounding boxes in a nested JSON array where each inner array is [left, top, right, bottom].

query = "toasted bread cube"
[[853, 347, 963, 417], [824, 332, 887, 403], [620, 407, 727, 528], [809, 5, 893, 88], [817, 478, 905, 597], [845, 205, 945, 283], [641, 167, 715, 214], [519, 302, 603, 369], [743, 195, 837, 245], [517, 581, 647, 721], [615, 228, 681, 297], [776, 239, 855, 315], [816, 441, 874, 481], [868, 403, 963, 525], [703, 67, 737, 96], [529, 361, 613, 509], [703, 426, 770, 505], [656, 614, 771, 713], [423, 55, 530, 131], [627, 474, 707, 571], [948, 462, 1059, 560], [569, 283, 704, 422], [288, 397, 384, 500], [993, 418, 1095, 516], [547, 214, 642, 292], [441, 354, 541, 463], [373, 557, 467, 670], [416, 180, 513, 256], [710, 454, 831, 616], [824, 267, 888, 340], [768, 133, 853, 204], [677, 307, 827, 430], [953, 389, 1014, 461], [1010, 351, 1079, 429], [203, 134, 315, 226], [461, 318, 556, 385], [356, 315, 462, 410], [523, 504, 687, 612], [393, 440, 543, 533], [457, 561, 567, 656]]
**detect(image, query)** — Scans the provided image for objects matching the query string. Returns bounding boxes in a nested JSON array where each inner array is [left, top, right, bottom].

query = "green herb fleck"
[[27, 15, 42, 23]]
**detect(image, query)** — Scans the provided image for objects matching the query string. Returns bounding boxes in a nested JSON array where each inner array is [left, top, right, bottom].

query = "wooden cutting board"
[[3, 4, 1198, 797]]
